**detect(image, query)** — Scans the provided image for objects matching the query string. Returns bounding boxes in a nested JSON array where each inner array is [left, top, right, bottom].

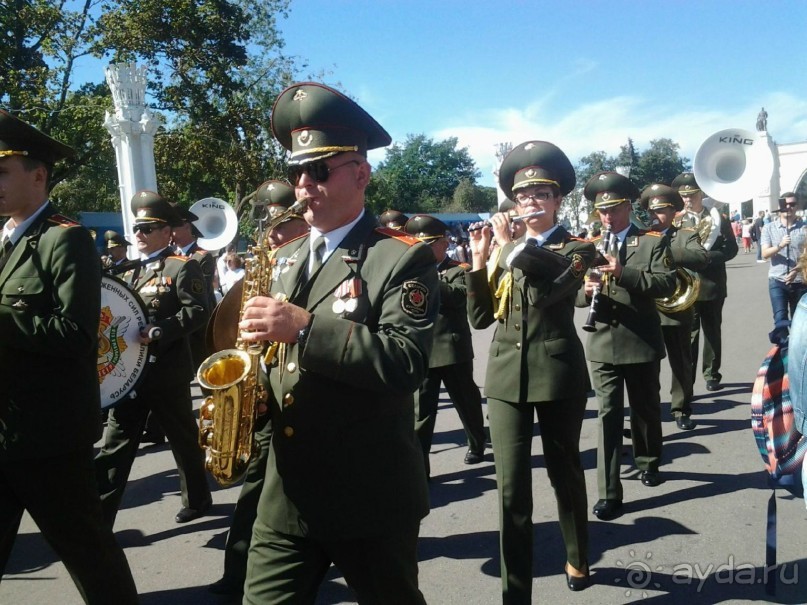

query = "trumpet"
[[582, 226, 613, 333], [467, 210, 546, 232]]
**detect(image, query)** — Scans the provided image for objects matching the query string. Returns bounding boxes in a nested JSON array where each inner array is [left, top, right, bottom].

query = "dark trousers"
[[219, 417, 272, 586], [591, 360, 662, 501], [94, 380, 211, 527], [691, 298, 725, 383], [662, 320, 694, 417], [243, 522, 426, 605], [487, 396, 588, 605], [414, 361, 486, 474], [769, 278, 807, 326], [0, 448, 138, 604]]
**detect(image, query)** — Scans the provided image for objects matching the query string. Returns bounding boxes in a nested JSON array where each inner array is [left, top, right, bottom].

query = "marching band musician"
[[94, 191, 212, 527], [466, 141, 595, 600], [0, 110, 138, 603], [237, 82, 438, 603], [102, 230, 138, 275], [404, 214, 487, 475], [640, 184, 708, 430], [672, 172, 738, 391], [208, 179, 309, 598], [577, 171, 676, 521]]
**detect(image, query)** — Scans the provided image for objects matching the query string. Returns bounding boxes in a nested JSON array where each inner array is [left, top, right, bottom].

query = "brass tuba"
[[196, 199, 307, 486], [656, 267, 700, 314]]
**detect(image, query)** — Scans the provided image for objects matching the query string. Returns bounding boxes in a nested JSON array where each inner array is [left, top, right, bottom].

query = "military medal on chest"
[[332, 277, 362, 314]]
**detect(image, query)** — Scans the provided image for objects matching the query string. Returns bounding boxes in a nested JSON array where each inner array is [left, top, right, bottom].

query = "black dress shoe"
[[208, 576, 244, 596], [464, 448, 484, 465], [175, 499, 212, 523], [676, 415, 696, 430], [565, 563, 590, 591], [705, 379, 723, 391], [640, 471, 662, 487], [592, 499, 622, 520]]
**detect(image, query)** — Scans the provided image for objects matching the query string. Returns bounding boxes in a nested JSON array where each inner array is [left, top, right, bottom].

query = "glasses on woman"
[[288, 159, 361, 184], [514, 191, 553, 205]]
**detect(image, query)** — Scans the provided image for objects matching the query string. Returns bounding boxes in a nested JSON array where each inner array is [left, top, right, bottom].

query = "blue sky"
[[278, 0, 807, 187]]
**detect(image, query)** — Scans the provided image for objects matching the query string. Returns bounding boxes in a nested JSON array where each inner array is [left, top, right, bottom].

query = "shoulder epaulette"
[[275, 232, 309, 251], [446, 258, 471, 270], [166, 255, 189, 262], [568, 236, 587, 242], [641, 230, 663, 237], [458, 262, 472, 271], [48, 214, 80, 227], [193, 248, 209, 256], [375, 226, 420, 246]]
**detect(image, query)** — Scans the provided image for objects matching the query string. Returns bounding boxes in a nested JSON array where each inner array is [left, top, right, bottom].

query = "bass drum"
[[98, 274, 151, 408]]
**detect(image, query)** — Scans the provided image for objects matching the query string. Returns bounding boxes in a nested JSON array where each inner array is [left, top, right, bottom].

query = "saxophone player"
[[672, 172, 738, 391], [237, 82, 438, 604], [640, 184, 708, 430], [467, 141, 595, 599], [576, 172, 676, 521]]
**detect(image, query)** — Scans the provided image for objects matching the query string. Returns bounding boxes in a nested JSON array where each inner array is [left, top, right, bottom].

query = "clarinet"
[[582, 226, 613, 333]]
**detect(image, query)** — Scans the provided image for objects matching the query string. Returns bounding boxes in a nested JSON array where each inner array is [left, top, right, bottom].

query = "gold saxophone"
[[196, 199, 307, 486]]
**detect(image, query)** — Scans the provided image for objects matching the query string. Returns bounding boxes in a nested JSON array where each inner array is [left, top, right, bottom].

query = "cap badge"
[[598, 174, 607, 180], [602, 192, 612, 201], [525, 169, 537, 178], [524, 143, 535, 150], [292, 89, 307, 102], [652, 184, 660, 190], [298, 130, 312, 147], [651, 197, 662, 205], [137, 208, 148, 217], [139, 191, 149, 198]]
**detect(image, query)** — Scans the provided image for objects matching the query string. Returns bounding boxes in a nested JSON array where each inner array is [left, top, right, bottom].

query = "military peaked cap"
[[253, 180, 304, 224], [0, 109, 75, 165], [640, 183, 684, 212], [672, 172, 701, 196], [104, 230, 131, 249], [271, 82, 392, 166], [130, 191, 181, 227], [379, 209, 410, 229], [498, 141, 576, 199], [172, 204, 203, 238], [403, 215, 448, 242], [584, 171, 640, 209]]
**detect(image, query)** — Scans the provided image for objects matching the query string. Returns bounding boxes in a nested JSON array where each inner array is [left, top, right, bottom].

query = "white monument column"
[[104, 63, 160, 258], [754, 130, 781, 216]]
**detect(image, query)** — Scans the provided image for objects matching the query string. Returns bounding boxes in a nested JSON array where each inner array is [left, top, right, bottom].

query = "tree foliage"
[[366, 134, 481, 215], [0, 0, 300, 218]]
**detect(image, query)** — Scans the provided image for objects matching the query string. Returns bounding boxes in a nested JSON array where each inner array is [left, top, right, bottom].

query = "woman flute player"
[[466, 141, 596, 603]]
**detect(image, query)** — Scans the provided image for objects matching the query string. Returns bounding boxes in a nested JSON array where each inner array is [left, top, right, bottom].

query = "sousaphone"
[[190, 197, 239, 251]]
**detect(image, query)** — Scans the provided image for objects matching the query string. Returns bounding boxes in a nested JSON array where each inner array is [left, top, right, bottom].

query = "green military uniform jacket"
[[678, 207, 739, 300], [0, 204, 102, 460], [122, 248, 208, 386], [576, 225, 676, 364], [467, 227, 595, 403], [259, 211, 438, 540], [430, 257, 474, 368], [184, 242, 217, 368], [658, 226, 708, 328]]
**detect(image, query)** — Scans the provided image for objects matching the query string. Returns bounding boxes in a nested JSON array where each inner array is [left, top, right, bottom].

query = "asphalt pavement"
[[2, 248, 807, 604]]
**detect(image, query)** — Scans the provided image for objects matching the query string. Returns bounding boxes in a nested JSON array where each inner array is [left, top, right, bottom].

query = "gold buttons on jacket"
[[286, 362, 297, 373], [514, 303, 521, 311], [283, 426, 294, 437], [513, 323, 521, 331], [283, 393, 294, 407], [515, 343, 521, 350]]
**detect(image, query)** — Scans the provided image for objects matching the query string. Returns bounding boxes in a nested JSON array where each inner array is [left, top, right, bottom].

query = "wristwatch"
[[297, 317, 313, 348]]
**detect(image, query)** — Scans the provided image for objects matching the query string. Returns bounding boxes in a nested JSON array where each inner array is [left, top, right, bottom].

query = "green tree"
[[366, 134, 480, 215], [1, 0, 300, 219], [635, 138, 691, 188]]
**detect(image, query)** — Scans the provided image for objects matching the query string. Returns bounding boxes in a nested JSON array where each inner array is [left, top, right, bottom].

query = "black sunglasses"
[[288, 159, 361, 184], [133, 224, 164, 235]]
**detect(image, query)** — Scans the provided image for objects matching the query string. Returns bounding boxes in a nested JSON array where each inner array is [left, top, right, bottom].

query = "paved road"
[[3, 250, 807, 604]]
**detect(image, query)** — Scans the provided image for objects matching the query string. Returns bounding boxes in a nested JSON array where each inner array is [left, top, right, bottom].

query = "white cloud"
[[430, 92, 807, 187]]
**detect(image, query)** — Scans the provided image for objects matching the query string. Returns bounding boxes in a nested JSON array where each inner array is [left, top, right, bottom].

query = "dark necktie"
[[309, 236, 326, 278], [0, 236, 11, 260]]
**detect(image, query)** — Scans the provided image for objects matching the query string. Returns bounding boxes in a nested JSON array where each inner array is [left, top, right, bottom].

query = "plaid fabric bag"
[[751, 344, 807, 486]]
